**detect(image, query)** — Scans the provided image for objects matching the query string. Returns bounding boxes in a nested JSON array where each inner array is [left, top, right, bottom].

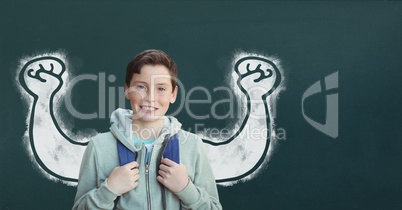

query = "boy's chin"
[[132, 114, 164, 122]]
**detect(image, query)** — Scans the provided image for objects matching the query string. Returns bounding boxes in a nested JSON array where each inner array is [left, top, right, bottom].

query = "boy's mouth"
[[140, 105, 157, 111]]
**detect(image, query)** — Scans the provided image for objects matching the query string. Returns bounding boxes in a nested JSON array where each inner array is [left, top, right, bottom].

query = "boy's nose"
[[145, 89, 156, 102]]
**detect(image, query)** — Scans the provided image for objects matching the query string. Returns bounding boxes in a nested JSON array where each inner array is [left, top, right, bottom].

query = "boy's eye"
[[157, 87, 166, 91], [136, 85, 146, 91]]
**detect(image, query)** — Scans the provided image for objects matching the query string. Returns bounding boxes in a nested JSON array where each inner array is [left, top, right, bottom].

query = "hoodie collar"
[[109, 108, 182, 150]]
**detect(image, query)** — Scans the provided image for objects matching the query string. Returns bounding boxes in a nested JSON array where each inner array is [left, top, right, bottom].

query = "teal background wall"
[[1, 1, 402, 209]]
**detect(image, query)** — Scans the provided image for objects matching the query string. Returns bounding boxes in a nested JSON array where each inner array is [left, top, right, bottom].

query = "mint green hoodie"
[[73, 109, 222, 210]]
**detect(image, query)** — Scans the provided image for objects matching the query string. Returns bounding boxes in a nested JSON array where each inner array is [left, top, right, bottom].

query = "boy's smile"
[[141, 106, 156, 111], [125, 64, 178, 128]]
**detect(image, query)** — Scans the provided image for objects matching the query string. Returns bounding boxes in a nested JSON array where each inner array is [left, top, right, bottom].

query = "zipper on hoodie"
[[145, 134, 171, 210], [145, 145, 154, 210]]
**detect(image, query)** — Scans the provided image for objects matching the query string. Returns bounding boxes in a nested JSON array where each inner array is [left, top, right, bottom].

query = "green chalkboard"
[[1, 1, 402, 209]]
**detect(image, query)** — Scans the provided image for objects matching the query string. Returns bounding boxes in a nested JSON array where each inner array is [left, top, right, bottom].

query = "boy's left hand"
[[157, 158, 189, 193]]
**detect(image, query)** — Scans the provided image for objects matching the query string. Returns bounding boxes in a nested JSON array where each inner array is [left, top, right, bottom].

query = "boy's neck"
[[132, 118, 165, 140]]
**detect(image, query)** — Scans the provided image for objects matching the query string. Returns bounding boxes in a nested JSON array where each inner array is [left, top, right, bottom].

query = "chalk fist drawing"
[[18, 55, 88, 183], [17, 52, 285, 186], [202, 54, 284, 184]]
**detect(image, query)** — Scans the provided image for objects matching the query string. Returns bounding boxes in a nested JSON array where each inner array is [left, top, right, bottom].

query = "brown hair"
[[125, 49, 178, 91]]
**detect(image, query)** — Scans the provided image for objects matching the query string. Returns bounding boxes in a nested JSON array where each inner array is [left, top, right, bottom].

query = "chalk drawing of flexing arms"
[[17, 52, 284, 186]]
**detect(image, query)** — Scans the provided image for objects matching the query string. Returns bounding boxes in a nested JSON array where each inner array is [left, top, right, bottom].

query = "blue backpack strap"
[[159, 134, 180, 210], [163, 134, 180, 164], [117, 140, 136, 166]]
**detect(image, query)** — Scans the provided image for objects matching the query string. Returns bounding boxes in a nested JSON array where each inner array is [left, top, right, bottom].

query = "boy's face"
[[125, 64, 178, 125]]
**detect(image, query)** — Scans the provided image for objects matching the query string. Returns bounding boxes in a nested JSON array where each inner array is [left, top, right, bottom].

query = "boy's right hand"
[[107, 161, 140, 195]]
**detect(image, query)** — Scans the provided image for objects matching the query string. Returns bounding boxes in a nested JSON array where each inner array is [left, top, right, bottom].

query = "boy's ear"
[[124, 84, 129, 100], [170, 86, 178, 103]]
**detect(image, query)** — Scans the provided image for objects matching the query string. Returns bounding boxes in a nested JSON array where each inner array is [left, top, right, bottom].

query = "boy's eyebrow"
[[155, 82, 169, 86], [132, 81, 169, 86]]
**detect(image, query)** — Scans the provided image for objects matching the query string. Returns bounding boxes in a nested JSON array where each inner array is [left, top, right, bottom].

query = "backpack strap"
[[117, 140, 137, 165], [157, 134, 180, 210], [162, 134, 180, 164]]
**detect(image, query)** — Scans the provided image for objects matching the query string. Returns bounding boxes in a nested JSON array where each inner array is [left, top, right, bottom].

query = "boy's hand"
[[157, 158, 189, 193], [107, 161, 140, 195]]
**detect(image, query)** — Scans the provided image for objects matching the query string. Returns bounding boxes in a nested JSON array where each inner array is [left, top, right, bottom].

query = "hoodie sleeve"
[[72, 140, 118, 210], [174, 136, 223, 210]]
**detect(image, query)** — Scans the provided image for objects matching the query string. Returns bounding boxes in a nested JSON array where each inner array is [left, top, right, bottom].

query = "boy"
[[73, 49, 222, 209]]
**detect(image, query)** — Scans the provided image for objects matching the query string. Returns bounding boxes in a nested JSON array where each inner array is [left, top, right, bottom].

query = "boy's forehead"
[[130, 72, 172, 84], [129, 64, 173, 84]]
